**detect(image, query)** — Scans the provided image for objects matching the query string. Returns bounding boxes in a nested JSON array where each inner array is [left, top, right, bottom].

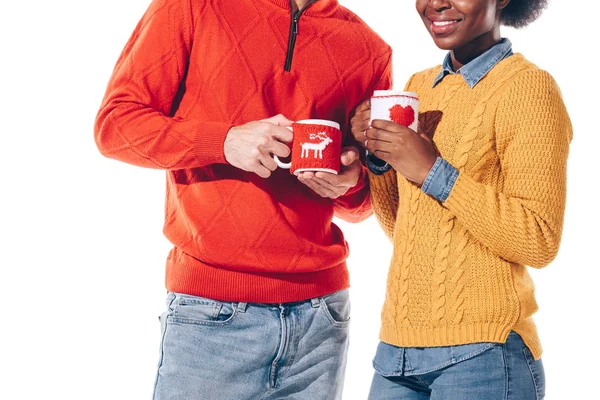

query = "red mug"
[[274, 119, 342, 175]]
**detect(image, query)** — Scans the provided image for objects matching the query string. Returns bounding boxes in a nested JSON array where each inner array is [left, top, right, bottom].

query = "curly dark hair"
[[501, 0, 549, 28]]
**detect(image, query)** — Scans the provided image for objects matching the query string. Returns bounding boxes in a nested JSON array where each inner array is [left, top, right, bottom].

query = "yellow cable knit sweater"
[[369, 54, 572, 360]]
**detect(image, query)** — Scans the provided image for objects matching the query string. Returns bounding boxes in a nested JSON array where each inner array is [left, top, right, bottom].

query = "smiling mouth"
[[429, 19, 461, 35]]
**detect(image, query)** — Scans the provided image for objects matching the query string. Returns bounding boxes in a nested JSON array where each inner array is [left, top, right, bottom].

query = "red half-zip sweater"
[[95, 0, 392, 302]]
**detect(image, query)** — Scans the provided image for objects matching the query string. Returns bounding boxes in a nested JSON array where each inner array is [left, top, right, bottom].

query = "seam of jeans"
[[272, 305, 291, 389], [168, 312, 238, 326], [523, 348, 542, 400], [319, 298, 351, 328], [151, 322, 168, 400], [166, 292, 176, 312], [152, 295, 175, 400], [503, 343, 509, 400], [211, 302, 222, 319], [418, 375, 430, 390], [395, 347, 404, 374], [278, 308, 302, 390], [403, 348, 412, 373], [177, 298, 218, 306]]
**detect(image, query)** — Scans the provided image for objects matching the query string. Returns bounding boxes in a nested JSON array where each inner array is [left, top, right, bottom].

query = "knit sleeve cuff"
[[193, 121, 234, 166]]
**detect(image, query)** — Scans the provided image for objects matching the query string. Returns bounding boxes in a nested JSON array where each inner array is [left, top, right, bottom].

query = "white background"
[[0, 0, 597, 399]]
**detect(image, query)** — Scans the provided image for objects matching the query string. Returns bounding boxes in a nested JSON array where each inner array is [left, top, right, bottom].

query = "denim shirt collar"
[[433, 38, 513, 88]]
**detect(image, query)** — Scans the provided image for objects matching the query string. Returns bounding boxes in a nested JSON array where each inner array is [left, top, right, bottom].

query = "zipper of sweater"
[[284, 11, 301, 72], [284, 1, 315, 72]]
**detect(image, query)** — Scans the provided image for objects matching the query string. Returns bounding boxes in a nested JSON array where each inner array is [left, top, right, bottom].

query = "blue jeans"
[[368, 332, 545, 399], [153, 290, 350, 400]]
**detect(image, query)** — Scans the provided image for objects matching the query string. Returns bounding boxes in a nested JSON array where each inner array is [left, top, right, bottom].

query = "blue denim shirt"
[[374, 40, 514, 375], [422, 39, 513, 202]]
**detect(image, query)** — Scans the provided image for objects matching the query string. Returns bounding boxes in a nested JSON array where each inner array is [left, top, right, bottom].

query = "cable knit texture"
[[95, 0, 392, 303], [369, 54, 572, 359]]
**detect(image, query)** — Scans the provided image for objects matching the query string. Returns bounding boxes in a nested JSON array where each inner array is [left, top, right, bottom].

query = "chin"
[[430, 35, 457, 51]]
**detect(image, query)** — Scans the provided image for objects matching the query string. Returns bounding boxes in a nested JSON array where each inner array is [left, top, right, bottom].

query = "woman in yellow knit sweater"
[[351, 0, 572, 398]]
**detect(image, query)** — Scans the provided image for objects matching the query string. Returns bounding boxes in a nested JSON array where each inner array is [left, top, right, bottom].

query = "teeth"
[[433, 20, 456, 26]]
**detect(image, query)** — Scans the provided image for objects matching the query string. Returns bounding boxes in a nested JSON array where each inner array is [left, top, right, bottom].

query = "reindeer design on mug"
[[301, 132, 332, 159]]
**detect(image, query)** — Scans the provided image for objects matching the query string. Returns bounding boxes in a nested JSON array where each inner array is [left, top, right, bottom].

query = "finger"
[[312, 177, 341, 193], [372, 149, 391, 163], [316, 183, 341, 198], [298, 171, 314, 179], [352, 111, 371, 126], [314, 174, 355, 194], [370, 119, 410, 133], [419, 132, 433, 144], [252, 162, 272, 179], [270, 125, 294, 143], [365, 138, 392, 154], [298, 175, 327, 196], [340, 147, 359, 166], [305, 177, 340, 198], [262, 114, 293, 127], [351, 117, 371, 139], [355, 99, 371, 113], [258, 154, 278, 172], [262, 140, 291, 158], [365, 128, 395, 143], [312, 172, 343, 188]]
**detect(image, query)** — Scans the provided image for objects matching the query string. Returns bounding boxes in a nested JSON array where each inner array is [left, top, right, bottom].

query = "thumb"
[[418, 129, 433, 144], [262, 114, 294, 127], [340, 146, 360, 166], [417, 125, 433, 143]]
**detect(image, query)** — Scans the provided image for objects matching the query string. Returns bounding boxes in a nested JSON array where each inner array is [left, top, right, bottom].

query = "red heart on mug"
[[389, 104, 415, 127]]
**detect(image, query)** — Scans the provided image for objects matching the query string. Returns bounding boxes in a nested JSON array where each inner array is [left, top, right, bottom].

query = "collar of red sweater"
[[265, 0, 339, 17]]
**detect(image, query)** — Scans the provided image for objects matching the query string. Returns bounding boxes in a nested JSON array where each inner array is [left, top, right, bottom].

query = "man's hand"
[[224, 114, 294, 178], [298, 147, 362, 199], [365, 119, 437, 186], [350, 100, 371, 147]]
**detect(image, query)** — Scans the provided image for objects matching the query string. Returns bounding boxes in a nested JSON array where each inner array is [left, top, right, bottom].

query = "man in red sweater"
[[95, 0, 391, 398]]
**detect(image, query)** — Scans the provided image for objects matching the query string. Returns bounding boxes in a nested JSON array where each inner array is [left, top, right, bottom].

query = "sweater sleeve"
[[443, 70, 572, 268], [332, 49, 393, 223], [367, 72, 416, 239], [94, 0, 232, 169]]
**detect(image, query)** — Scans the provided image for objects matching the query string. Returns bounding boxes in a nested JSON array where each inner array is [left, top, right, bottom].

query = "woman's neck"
[[451, 30, 501, 70]]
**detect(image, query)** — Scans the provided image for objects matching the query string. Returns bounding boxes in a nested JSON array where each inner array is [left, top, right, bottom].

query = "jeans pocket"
[[169, 293, 238, 326], [523, 347, 546, 400], [320, 289, 351, 328]]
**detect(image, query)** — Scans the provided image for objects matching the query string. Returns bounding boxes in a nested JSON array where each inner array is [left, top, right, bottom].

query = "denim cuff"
[[366, 150, 392, 175], [421, 157, 459, 202]]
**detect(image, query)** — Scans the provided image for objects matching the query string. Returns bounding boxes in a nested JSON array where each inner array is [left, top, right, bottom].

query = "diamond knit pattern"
[[95, 0, 392, 302], [369, 54, 572, 359]]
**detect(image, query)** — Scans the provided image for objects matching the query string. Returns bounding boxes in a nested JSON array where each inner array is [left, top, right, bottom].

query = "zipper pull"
[[293, 13, 299, 34]]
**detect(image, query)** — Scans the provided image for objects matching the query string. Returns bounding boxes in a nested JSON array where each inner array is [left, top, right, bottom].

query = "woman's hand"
[[365, 119, 437, 186], [350, 100, 371, 146]]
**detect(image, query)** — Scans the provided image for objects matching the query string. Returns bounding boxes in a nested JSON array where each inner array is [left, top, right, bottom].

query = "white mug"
[[370, 90, 419, 131]]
